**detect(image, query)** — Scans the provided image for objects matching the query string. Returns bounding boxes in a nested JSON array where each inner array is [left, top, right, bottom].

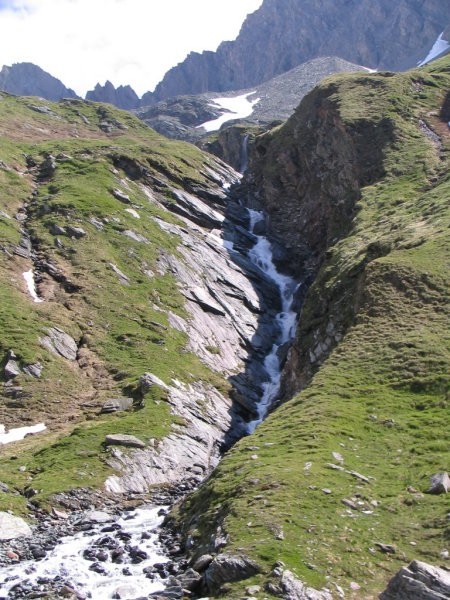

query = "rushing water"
[[0, 507, 169, 599], [246, 209, 299, 433]]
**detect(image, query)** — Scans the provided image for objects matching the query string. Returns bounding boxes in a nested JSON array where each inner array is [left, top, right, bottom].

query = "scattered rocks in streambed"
[[380, 559, 450, 599]]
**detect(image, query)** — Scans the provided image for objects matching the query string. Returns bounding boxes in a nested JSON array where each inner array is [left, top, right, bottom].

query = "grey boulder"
[[100, 397, 133, 414], [379, 560, 450, 599], [204, 553, 261, 590], [0, 512, 32, 540], [104, 434, 146, 448]]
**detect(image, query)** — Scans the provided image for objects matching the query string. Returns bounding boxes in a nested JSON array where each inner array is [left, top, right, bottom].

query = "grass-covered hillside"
[[0, 94, 234, 513], [175, 57, 450, 598]]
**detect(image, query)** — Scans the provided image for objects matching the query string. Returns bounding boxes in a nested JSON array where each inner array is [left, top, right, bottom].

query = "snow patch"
[[197, 92, 260, 132], [418, 32, 450, 66], [0, 423, 46, 445], [23, 270, 43, 303]]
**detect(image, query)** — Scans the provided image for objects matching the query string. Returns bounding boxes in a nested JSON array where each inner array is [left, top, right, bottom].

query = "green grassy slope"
[[175, 58, 450, 598], [0, 94, 230, 512]]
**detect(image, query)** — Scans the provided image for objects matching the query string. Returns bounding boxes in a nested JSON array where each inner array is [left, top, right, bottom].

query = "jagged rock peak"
[[85, 80, 140, 110], [152, 0, 450, 101], [0, 62, 79, 101]]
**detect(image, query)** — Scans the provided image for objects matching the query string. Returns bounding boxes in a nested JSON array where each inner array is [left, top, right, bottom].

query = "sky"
[[0, 0, 263, 97]]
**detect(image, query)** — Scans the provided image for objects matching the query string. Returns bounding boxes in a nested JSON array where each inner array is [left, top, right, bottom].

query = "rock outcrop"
[[150, 0, 448, 101], [379, 560, 450, 599]]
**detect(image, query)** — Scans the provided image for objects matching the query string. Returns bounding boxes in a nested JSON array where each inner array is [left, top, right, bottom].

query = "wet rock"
[[89, 561, 107, 574], [192, 553, 214, 572], [80, 510, 116, 525], [113, 585, 140, 599], [380, 560, 450, 599], [105, 434, 146, 448], [427, 472, 450, 494], [100, 397, 134, 414], [0, 512, 32, 540], [178, 568, 202, 591], [204, 553, 262, 590], [40, 327, 78, 361], [30, 544, 46, 559]]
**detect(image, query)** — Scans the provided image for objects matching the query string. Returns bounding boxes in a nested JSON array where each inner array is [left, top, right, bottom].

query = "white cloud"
[[0, 0, 263, 97]]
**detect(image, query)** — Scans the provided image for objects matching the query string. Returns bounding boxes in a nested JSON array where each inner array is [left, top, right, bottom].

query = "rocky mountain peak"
[[150, 0, 450, 101], [85, 81, 140, 110], [0, 62, 79, 101]]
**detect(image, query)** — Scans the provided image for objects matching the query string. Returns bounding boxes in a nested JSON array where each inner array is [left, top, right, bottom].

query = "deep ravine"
[[0, 185, 302, 600]]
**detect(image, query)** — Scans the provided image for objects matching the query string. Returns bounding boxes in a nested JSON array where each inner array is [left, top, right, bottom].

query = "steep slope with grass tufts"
[[172, 57, 450, 598], [0, 93, 265, 514]]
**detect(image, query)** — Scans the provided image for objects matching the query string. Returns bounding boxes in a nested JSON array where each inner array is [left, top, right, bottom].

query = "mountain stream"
[[0, 198, 300, 600]]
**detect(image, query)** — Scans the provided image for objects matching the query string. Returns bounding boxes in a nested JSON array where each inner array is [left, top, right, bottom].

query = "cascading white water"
[[246, 209, 299, 433], [0, 507, 169, 599]]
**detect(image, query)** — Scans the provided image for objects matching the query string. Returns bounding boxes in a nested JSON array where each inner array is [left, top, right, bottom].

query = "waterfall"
[[246, 209, 299, 432], [239, 134, 250, 173]]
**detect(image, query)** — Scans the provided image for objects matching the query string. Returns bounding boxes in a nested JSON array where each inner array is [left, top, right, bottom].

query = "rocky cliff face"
[[0, 63, 79, 101], [151, 0, 449, 101], [86, 81, 140, 110]]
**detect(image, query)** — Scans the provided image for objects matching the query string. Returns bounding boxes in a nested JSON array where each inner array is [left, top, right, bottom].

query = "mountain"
[[151, 0, 450, 101], [136, 57, 367, 147], [0, 49, 448, 600], [85, 80, 141, 110], [0, 63, 79, 101]]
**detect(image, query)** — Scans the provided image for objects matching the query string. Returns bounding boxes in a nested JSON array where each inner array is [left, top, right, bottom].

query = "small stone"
[[350, 582, 361, 590], [112, 188, 131, 204], [332, 452, 344, 463], [322, 488, 332, 495], [375, 543, 396, 554], [6, 549, 19, 561], [440, 549, 449, 559], [246, 585, 261, 595], [66, 225, 86, 239]]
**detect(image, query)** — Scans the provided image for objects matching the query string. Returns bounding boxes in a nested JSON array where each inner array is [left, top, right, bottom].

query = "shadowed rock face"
[[0, 63, 79, 101], [86, 81, 140, 110], [151, 0, 449, 101]]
